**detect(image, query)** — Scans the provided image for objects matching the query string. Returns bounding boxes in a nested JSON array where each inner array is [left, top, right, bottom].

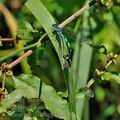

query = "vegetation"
[[0, 0, 120, 120]]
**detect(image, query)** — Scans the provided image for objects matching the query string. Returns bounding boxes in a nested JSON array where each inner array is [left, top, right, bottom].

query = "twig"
[[0, 43, 37, 62], [58, 4, 89, 29], [9, 50, 33, 68], [105, 60, 113, 68], [58, 0, 97, 29], [0, 33, 47, 62], [0, 38, 16, 41]]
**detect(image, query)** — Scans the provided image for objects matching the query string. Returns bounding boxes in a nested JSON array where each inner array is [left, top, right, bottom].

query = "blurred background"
[[0, 0, 120, 120]]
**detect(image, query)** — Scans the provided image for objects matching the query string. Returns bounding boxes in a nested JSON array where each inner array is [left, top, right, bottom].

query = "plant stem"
[[0, 43, 36, 62], [58, 4, 89, 29], [2, 73, 6, 90], [9, 50, 33, 68], [0, 33, 47, 63], [105, 60, 113, 68], [58, 0, 97, 29], [0, 38, 16, 41]]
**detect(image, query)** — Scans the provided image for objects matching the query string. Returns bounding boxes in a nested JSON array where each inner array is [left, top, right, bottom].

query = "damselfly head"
[[52, 24, 61, 33], [52, 24, 58, 28]]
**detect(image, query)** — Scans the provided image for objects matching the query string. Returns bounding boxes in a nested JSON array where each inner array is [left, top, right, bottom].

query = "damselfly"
[[52, 24, 72, 69], [52, 24, 106, 69]]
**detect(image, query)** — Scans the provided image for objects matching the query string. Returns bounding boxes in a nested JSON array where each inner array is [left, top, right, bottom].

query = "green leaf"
[[16, 21, 39, 41], [101, 72, 120, 84], [1, 74, 70, 119], [41, 83, 70, 120], [18, 21, 34, 30], [1, 88, 28, 109], [13, 74, 40, 92], [24, 21, 34, 30], [1, 74, 40, 109], [102, 0, 113, 6], [101, 72, 112, 80]]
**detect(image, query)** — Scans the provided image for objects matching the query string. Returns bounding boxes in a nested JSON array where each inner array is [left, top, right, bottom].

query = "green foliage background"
[[0, 0, 120, 120]]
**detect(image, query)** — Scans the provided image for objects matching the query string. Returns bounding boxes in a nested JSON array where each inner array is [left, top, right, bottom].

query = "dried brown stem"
[[9, 50, 33, 68], [0, 38, 16, 41], [58, 4, 90, 29]]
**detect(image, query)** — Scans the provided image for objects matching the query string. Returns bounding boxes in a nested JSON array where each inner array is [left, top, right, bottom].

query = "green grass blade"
[[82, 98, 89, 120], [75, 43, 93, 119], [72, 11, 93, 119], [68, 68, 77, 119], [25, 0, 63, 66]]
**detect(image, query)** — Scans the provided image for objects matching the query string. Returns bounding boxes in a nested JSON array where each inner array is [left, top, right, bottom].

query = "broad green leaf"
[[12, 74, 40, 92], [1, 74, 70, 120], [41, 83, 70, 120], [1, 88, 28, 109], [1, 74, 40, 109]]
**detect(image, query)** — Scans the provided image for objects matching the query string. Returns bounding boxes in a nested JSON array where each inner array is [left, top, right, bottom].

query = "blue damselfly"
[[52, 24, 72, 69]]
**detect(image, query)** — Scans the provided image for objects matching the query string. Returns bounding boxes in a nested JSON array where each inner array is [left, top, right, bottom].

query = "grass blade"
[[25, 0, 63, 67], [72, 11, 93, 119]]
